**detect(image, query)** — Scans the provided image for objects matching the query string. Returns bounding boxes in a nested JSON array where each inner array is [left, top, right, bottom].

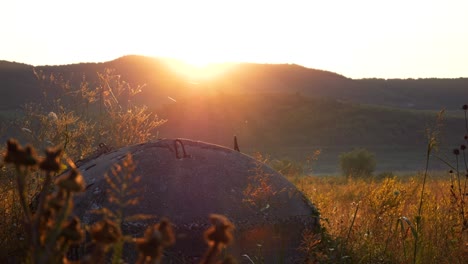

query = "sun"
[[179, 54, 215, 68], [163, 56, 235, 82]]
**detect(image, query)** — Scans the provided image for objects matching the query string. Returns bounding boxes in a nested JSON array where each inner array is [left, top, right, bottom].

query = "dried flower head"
[[3, 138, 38, 167], [204, 214, 234, 247], [136, 219, 175, 261], [158, 218, 175, 247], [90, 219, 121, 246], [39, 147, 63, 172], [47, 190, 67, 211], [461, 145, 467, 150], [48, 111, 58, 122], [453, 148, 460, 155], [56, 168, 85, 193], [463, 104, 468, 111], [61, 217, 84, 245], [39, 207, 55, 231]]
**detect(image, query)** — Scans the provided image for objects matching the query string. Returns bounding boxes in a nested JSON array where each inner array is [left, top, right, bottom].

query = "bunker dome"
[[73, 138, 319, 262]]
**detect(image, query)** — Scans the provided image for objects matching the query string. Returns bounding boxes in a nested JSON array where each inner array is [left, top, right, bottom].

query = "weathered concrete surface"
[[73, 139, 319, 263]]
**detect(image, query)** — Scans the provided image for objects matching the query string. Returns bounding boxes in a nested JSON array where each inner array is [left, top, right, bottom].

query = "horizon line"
[[2, 54, 467, 80]]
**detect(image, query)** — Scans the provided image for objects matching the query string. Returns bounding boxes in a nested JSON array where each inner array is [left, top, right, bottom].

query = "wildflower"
[[39, 147, 63, 172], [3, 139, 38, 167], [56, 168, 85, 193]]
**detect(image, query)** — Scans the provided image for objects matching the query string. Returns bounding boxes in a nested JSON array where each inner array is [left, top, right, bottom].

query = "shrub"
[[339, 148, 376, 178], [270, 158, 305, 177], [1, 139, 235, 264]]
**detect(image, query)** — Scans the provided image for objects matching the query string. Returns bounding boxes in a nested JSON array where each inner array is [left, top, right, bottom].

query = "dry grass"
[[0, 141, 236, 264], [0, 70, 235, 263], [1, 71, 466, 263], [291, 174, 467, 263]]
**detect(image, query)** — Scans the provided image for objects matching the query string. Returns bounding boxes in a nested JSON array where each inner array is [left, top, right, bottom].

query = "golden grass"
[[291, 174, 468, 263]]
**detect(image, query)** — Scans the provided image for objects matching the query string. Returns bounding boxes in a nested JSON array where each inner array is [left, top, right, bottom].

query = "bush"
[[1, 139, 235, 264], [339, 148, 376, 178]]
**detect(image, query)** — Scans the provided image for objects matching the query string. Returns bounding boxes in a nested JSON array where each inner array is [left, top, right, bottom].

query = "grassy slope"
[[156, 92, 464, 174]]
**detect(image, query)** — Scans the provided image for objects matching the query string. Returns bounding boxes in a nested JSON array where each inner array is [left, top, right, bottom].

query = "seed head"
[[204, 214, 234, 247], [61, 217, 84, 245], [90, 219, 121, 246], [461, 145, 467, 151], [39, 147, 63, 172], [463, 104, 468, 111], [158, 218, 175, 247], [3, 139, 38, 167], [47, 190, 67, 212], [56, 168, 85, 193], [136, 232, 163, 261], [453, 148, 460, 155], [48, 111, 58, 122], [136, 219, 175, 261]]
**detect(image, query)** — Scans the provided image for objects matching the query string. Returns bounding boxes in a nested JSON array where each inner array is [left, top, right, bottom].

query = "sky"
[[1, 0, 467, 79]]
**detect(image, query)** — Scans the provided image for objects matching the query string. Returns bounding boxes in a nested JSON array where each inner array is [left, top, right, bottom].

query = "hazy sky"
[[1, 0, 467, 78]]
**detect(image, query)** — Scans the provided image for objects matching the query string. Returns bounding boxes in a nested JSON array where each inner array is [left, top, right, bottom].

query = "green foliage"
[[339, 148, 376, 178]]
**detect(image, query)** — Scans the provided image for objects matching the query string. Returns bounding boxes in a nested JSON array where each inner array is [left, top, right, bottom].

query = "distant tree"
[[339, 148, 376, 178]]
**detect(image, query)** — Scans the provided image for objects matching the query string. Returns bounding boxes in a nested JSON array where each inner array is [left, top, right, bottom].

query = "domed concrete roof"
[[73, 139, 319, 263]]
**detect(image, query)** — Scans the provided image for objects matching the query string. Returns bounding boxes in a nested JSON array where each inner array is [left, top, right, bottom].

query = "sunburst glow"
[[1, 0, 468, 78], [163, 58, 235, 81]]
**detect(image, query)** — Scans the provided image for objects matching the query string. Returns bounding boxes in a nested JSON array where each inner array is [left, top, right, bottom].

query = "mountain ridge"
[[1, 55, 467, 110]]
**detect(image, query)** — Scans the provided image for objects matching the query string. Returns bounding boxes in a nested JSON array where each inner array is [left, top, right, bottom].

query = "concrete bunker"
[[73, 138, 320, 262]]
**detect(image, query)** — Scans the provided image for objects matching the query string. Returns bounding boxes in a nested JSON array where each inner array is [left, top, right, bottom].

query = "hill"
[[0, 55, 466, 173], [1, 55, 467, 111], [156, 92, 464, 173], [0, 61, 41, 110]]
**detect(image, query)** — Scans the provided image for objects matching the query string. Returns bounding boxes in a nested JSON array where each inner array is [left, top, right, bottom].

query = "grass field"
[[289, 173, 467, 263], [247, 145, 439, 175], [0, 69, 466, 263]]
